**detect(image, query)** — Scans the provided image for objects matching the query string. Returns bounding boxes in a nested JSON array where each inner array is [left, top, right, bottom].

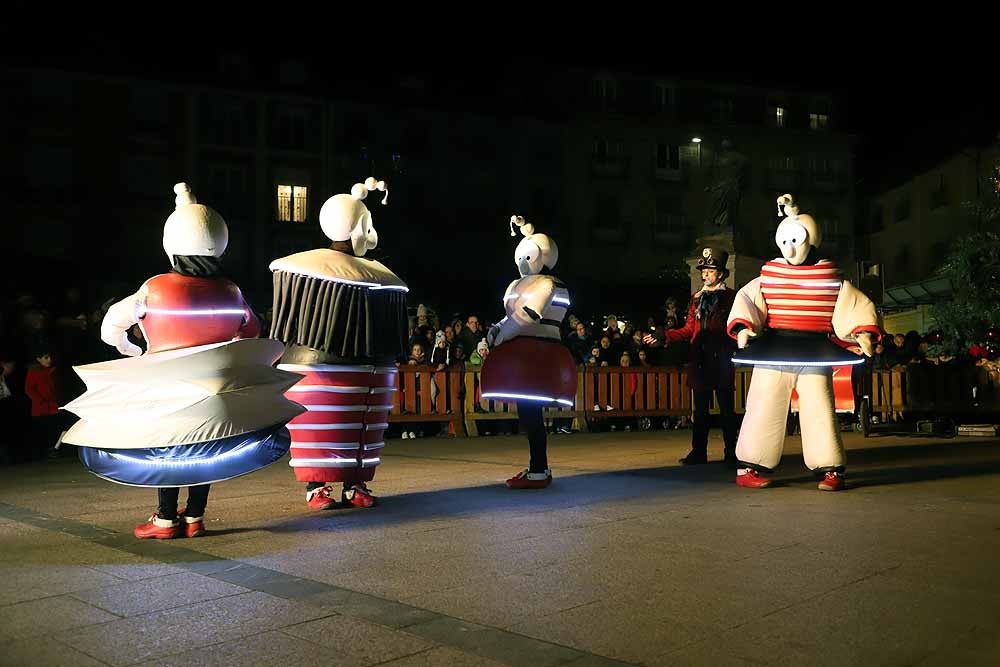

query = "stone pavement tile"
[[0, 594, 119, 642], [91, 561, 187, 582], [404, 568, 610, 629], [560, 655, 639, 667], [55, 590, 332, 666], [71, 572, 249, 616], [139, 630, 334, 666], [914, 621, 1000, 666], [300, 588, 440, 629], [325, 563, 494, 602], [0, 563, 125, 606], [655, 572, 1000, 667], [0, 637, 108, 667], [281, 613, 436, 665], [509, 598, 700, 664], [376, 645, 508, 667], [203, 561, 352, 599], [916, 650, 999, 666], [405, 616, 583, 667]]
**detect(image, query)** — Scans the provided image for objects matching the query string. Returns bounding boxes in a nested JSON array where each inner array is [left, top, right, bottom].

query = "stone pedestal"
[[686, 230, 766, 294]]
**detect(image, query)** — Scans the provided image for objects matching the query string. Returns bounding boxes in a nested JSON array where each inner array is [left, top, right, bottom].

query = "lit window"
[[809, 113, 829, 130], [277, 185, 308, 222], [775, 107, 785, 128]]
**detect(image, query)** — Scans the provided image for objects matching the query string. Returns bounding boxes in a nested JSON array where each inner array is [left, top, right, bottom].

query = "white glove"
[[118, 333, 143, 357], [856, 332, 875, 357], [737, 328, 757, 350]]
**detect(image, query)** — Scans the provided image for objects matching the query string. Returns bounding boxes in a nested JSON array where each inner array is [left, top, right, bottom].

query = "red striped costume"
[[279, 364, 397, 483], [759, 260, 842, 333]]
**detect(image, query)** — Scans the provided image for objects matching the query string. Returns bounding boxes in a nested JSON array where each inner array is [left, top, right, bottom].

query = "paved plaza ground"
[[2, 428, 999, 666]]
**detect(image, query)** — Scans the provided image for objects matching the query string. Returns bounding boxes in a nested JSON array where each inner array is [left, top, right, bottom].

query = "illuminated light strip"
[[302, 405, 368, 412], [763, 299, 839, 306], [369, 387, 397, 394], [142, 307, 248, 316], [364, 442, 385, 450], [503, 294, 571, 307], [481, 392, 574, 406], [767, 304, 833, 317], [287, 423, 364, 430], [368, 404, 394, 411], [373, 367, 398, 374], [103, 442, 262, 467], [279, 364, 376, 373], [287, 385, 369, 393], [289, 442, 361, 450], [290, 274, 409, 291], [365, 422, 389, 431], [760, 280, 843, 288], [360, 457, 381, 467], [732, 357, 865, 366], [289, 459, 361, 468]]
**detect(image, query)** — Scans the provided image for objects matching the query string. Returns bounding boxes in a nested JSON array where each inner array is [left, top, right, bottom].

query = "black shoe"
[[678, 451, 709, 465]]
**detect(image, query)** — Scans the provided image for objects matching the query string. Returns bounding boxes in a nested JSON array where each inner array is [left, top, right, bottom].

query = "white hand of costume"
[[118, 335, 143, 357], [856, 332, 875, 357], [101, 288, 146, 357], [737, 328, 757, 349]]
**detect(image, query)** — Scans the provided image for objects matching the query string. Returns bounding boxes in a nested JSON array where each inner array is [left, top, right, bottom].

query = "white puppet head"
[[509, 215, 559, 278], [162, 183, 229, 263], [319, 177, 388, 256], [774, 194, 821, 265]]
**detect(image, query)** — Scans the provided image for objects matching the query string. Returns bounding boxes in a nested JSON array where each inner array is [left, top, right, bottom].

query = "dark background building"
[[3, 22, 995, 326]]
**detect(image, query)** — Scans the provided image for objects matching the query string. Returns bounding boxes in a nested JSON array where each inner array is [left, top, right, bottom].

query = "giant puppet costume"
[[481, 215, 577, 489], [269, 177, 408, 510], [62, 183, 304, 538], [727, 195, 880, 491]]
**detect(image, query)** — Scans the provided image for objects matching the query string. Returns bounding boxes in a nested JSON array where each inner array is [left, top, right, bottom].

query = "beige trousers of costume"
[[735, 366, 845, 471]]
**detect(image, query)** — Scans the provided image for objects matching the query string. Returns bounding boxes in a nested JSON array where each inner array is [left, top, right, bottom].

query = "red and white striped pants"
[[278, 364, 397, 483]]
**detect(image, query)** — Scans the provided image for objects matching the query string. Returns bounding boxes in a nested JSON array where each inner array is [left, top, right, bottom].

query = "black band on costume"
[[171, 255, 224, 278]]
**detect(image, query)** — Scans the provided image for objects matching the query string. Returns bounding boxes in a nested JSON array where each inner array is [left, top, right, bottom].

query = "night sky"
[[5, 17, 995, 319], [8, 21, 994, 197]]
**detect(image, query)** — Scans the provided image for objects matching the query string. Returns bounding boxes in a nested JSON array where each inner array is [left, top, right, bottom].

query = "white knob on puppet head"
[[508, 214, 535, 237], [162, 182, 229, 261], [776, 193, 800, 218], [320, 177, 387, 256]]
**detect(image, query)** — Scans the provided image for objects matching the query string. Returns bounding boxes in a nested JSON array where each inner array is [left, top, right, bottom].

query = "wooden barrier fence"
[[386, 364, 991, 437]]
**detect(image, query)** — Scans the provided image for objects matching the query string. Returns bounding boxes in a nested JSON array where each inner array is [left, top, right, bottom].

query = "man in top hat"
[[645, 247, 738, 467]]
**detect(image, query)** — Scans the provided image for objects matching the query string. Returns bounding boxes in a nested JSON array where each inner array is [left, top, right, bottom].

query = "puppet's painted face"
[[775, 220, 810, 265]]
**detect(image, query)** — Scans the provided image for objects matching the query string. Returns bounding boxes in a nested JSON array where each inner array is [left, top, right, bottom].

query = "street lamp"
[[691, 137, 702, 168]]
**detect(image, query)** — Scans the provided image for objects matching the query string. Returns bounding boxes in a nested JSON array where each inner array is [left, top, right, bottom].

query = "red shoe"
[[133, 513, 181, 540], [344, 483, 377, 508], [307, 486, 340, 510], [818, 472, 845, 492], [735, 468, 772, 489], [506, 469, 552, 489], [177, 509, 206, 538]]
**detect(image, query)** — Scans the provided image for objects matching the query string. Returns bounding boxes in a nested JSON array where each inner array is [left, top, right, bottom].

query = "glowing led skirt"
[[78, 424, 292, 487], [480, 337, 577, 405], [279, 364, 397, 483], [732, 330, 865, 367]]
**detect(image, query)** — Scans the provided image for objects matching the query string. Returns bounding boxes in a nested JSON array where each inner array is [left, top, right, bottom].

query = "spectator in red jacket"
[[25, 342, 63, 458]]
